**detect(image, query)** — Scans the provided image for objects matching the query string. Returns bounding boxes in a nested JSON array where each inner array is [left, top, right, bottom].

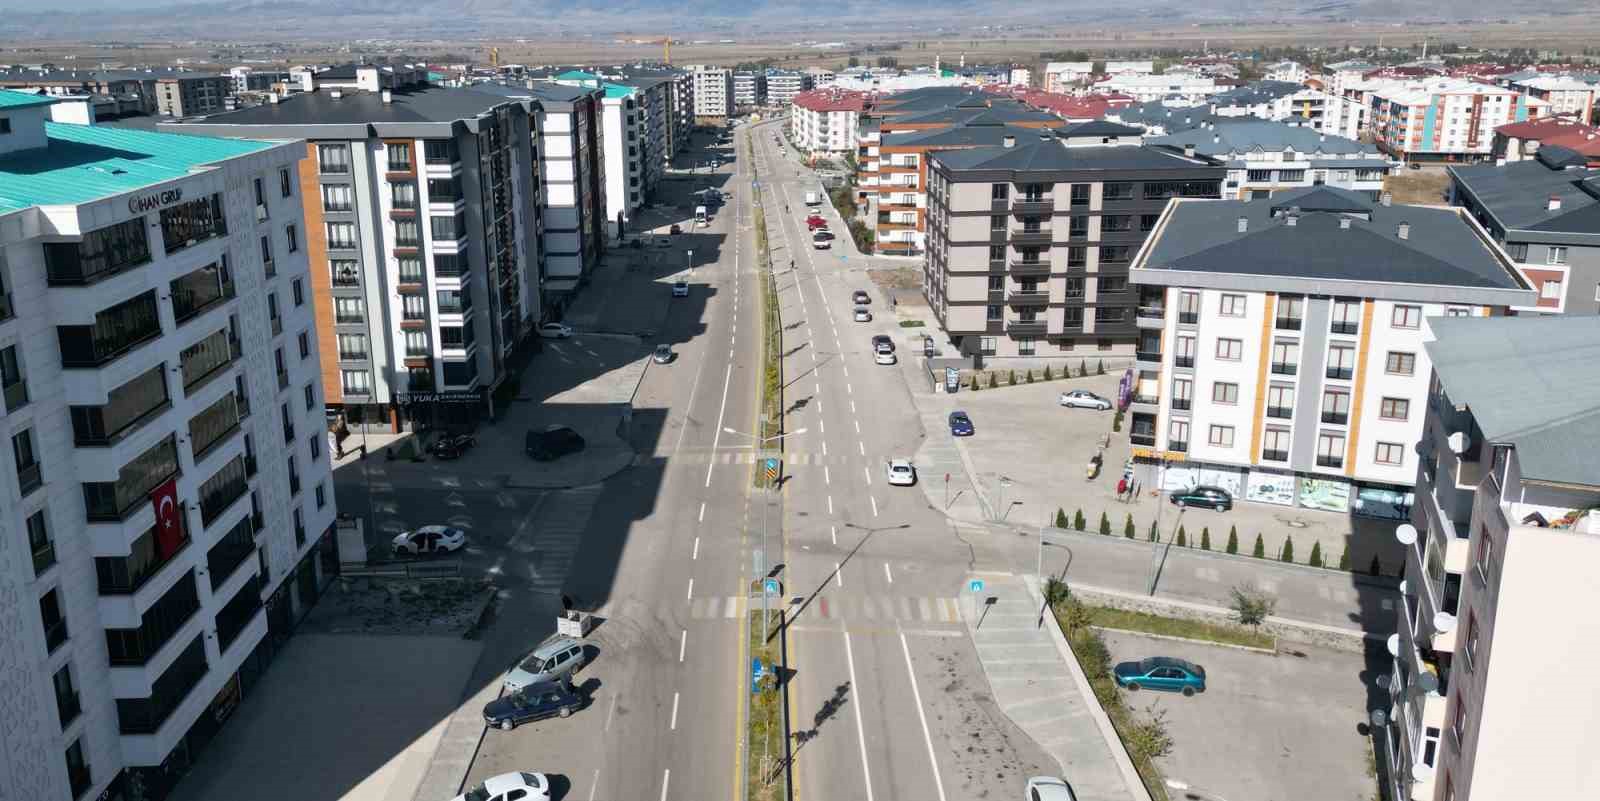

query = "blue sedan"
[[948, 411, 974, 437], [1113, 657, 1207, 696]]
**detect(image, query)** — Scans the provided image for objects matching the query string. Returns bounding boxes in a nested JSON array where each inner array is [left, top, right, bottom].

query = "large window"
[[1317, 432, 1346, 468], [116, 635, 208, 733], [1143, 180, 1219, 200], [1262, 428, 1290, 462], [179, 329, 234, 393], [1331, 299, 1361, 335], [1379, 397, 1410, 421], [58, 291, 162, 368], [321, 184, 353, 212], [325, 222, 357, 250], [1218, 294, 1246, 317], [1103, 182, 1134, 200], [341, 370, 371, 395], [206, 516, 255, 587], [1070, 184, 1090, 206], [1266, 385, 1294, 418], [434, 252, 466, 277], [1171, 378, 1192, 410], [337, 333, 368, 360], [159, 194, 227, 253], [443, 359, 478, 386], [404, 331, 430, 357], [1321, 389, 1351, 424], [334, 297, 365, 324], [436, 288, 470, 314], [1391, 304, 1422, 329], [430, 213, 466, 242], [1375, 442, 1405, 466], [1168, 420, 1189, 451], [214, 574, 262, 653], [394, 220, 421, 247], [317, 143, 350, 174], [391, 181, 418, 209], [1275, 295, 1303, 329], [1211, 382, 1239, 405], [1385, 351, 1416, 376], [105, 573, 200, 667], [1100, 245, 1131, 264], [188, 392, 241, 461], [1215, 338, 1242, 361], [440, 325, 475, 349], [1208, 425, 1235, 448], [386, 142, 412, 171], [169, 258, 235, 325], [1326, 345, 1355, 380], [44, 218, 151, 285], [97, 522, 189, 595], [423, 139, 458, 164], [82, 435, 180, 522], [1271, 340, 1298, 375], [73, 364, 170, 446], [1102, 214, 1132, 232]]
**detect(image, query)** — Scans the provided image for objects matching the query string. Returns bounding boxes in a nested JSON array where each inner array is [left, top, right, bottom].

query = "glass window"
[[1331, 299, 1361, 334], [82, 435, 178, 521], [1386, 351, 1416, 376], [1168, 420, 1189, 448], [317, 144, 350, 174], [391, 181, 417, 209], [1262, 428, 1290, 461], [1102, 214, 1132, 232], [297, 331, 309, 360], [1375, 442, 1405, 466], [58, 291, 162, 368], [43, 218, 151, 285], [1271, 340, 1298, 374], [1317, 432, 1346, 467], [402, 294, 427, 320], [394, 220, 421, 246], [1208, 425, 1234, 447], [1215, 338, 1242, 360], [405, 330, 430, 356], [988, 245, 1005, 263], [337, 333, 368, 360], [1070, 184, 1090, 205], [424, 140, 457, 164], [1100, 245, 1131, 263], [1065, 278, 1084, 299], [1067, 246, 1086, 268], [1099, 276, 1127, 293], [321, 184, 353, 213], [1391, 304, 1422, 329], [1218, 294, 1245, 317], [1547, 246, 1568, 265], [427, 177, 461, 202], [1211, 382, 1239, 404], [1327, 345, 1356, 379], [1139, 213, 1160, 232], [1266, 385, 1294, 417], [431, 214, 466, 241], [990, 183, 1008, 200], [159, 194, 227, 253], [326, 222, 357, 250], [386, 142, 412, 171], [436, 289, 470, 314], [990, 215, 1006, 232], [334, 297, 364, 324], [341, 370, 371, 395], [1379, 397, 1409, 421]]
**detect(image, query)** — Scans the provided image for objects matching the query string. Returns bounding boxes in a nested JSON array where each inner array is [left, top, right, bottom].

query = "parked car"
[[948, 411, 974, 437], [852, 290, 871, 305], [806, 214, 826, 229], [483, 679, 584, 731], [537, 322, 573, 339], [1112, 656, 1207, 696], [504, 636, 589, 691], [1168, 485, 1233, 511], [653, 344, 674, 364], [429, 432, 476, 460], [1024, 776, 1079, 801], [391, 525, 467, 557], [853, 306, 872, 322], [812, 227, 834, 240], [450, 771, 551, 801], [672, 280, 690, 297], [875, 350, 897, 365], [1058, 389, 1112, 410], [669, 223, 682, 235], [871, 334, 894, 352], [885, 459, 917, 486], [812, 233, 832, 250], [525, 425, 586, 462]]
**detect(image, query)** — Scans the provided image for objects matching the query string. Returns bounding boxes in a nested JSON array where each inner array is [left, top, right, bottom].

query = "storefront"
[[393, 389, 488, 433]]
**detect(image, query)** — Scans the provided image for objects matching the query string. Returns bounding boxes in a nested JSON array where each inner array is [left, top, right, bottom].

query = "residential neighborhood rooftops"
[[881, 122, 1064, 149], [1146, 117, 1383, 159], [793, 88, 866, 113], [886, 102, 1058, 129], [1450, 154, 1600, 235], [931, 139, 1211, 173], [164, 85, 521, 128], [1210, 80, 1306, 107]]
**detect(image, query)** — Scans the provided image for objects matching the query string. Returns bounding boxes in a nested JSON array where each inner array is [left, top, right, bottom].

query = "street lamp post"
[[724, 425, 807, 641], [686, 249, 694, 277]]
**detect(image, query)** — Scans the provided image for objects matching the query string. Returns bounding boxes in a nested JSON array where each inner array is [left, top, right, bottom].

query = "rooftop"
[[0, 89, 56, 110], [882, 122, 1064, 149], [1450, 154, 1600, 235], [793, 89, 866, 113], [168, 85, 518, 127], [0, 118, 274, 214], [1210, 80, 1307, 107], [932, 139, 1212, 174], [1425, 315, 1600, 487], [886, 101, 1057, 129], [1147, 117, 1381, 158]]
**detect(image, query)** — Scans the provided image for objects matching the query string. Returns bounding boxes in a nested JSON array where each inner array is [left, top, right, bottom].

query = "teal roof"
[[557, 70, 601, 82], [0, 89, 57, 109], [0, 121, 277, 214], [427, 71, 445, 81], [602, 82, 637, 100]]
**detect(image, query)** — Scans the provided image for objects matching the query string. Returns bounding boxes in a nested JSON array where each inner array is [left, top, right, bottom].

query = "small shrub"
[[1026, 370, 1035, 384], [1251, 533, 1266, 558], [1339, 547, 1351, 571], [1007, 369, 1016, 385], [1281, 536, 1295, 563], [1073, 509, 1086, 532], [1077, 359, 1088, 377], [1225, 528, 1239, 554], [1230, 582, 1278, 628], [1059, 594, 1094, 635], [1126, 705, 1174, 761], [1175, 526, 1187, 547], [1043, 577, 1070, 609], [987, 372, 998, 389], [1148, 520, 1160, 542], [1369, 554, 1383, 576], [1096, 359, 1106, 375], [1098, 511, 1112, 536], [969, 375, 980, 391], [1112, 409, 1124, 432], [1124, 513, 1136, 538], [1055, 508, 1069, 528], [1042, 364, 1054, 380], [1308, 541, 1324, 568], [1200, 527, 1211, 550]]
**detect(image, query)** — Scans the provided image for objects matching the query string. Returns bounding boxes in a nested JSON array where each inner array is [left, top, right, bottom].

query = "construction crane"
[[655, 37, 671, 66]]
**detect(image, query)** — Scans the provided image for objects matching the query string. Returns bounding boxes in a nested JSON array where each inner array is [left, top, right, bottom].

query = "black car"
[[429, 433, 476, 460], [525, 426, 586, 462], [482, 679, 583, 731], [1169, 485, 1233, 511]]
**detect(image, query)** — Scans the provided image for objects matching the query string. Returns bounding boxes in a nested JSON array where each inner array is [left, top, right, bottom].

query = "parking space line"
[[828, 495, 834, 515], [831, 525, 837, 545], [605, 694, 618, 731], [588, 769, 600, 801], [854, 420, 860, 434], [858, 441, 865, 456], [820, 419, 826, 434], [660, 769, 670, 801], [698, 503, 705, 522]]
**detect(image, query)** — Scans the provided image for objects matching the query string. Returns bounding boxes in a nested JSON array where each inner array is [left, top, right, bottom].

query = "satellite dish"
[[1395, 524, 1418, 545], [1387, 633, 1400, 657], [1417, 670, 1439, 694], [1434, 612, 1456, 633], [1412, 763, 1431, 782], [1448, 431, 1471, 454]]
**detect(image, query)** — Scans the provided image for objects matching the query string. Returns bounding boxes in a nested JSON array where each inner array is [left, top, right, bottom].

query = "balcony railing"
[[3, 378, 28, 412], [1267, 406, 1293, 419], [1262, 448, 1289, 462], [1009, 228, 1052, 245], [1271, 362, 1298, 376], [1135, 350, 1163, 363], [1322, 411, 1349, 425], [1131, 394, 1160, 406], [1007, 290, 1049, 305], [1012, 197, 1053, 214], [1331, 321, 1359, 336], [1173, 356, 1195, 369], [1326, 366, 1354, 381], [332, 272, 360, 288], [1135, 306, 1166, 321], [1130, 432, 1157, 447], [1274, 316, 1303, 331], [1008, 260, 1049, 274], [1168, 440, 1188, 453], [1316, 455, 1344, 469], [1177, 311, 1199, 325], [1006, 319, 1048, 335], [1171, 399, 1192, 411]]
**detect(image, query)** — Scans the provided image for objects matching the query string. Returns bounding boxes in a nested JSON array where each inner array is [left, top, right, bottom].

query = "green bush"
[[1227, 525, 1239, 553], [1007, 369, 1016, 385], [1055, 508, 1069, 528], [1073, 509, 1086, 532], [1124, 513, 1136, 538], [1308, 541, 1324, 568], [1077, 360, 1088, 377], [1112, 409, 1124, 432], [1096, 359, 1106, 375], [1175, 526, 1186, 547], [1042, 364, 1054, 380], [1251, 533, 1266, 558], [1043, 577, 1070, 609], [1148, 520, 1159, 541], [1200, 527, 1211, 550], [969, 375, 980, 391], [1338, 547, 1351, 571], [1369, 554, 1383, 576], [987, 372, 998, 389], [1281, 536, 1295, 563], [1098, 511, 1112, 536], [1026, 370, 1036, 384]]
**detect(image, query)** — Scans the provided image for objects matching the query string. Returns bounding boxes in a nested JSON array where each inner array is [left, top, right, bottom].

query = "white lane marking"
[[847, 383, 853, 395], [835, 563, 844, 587], [679, 630, 687, 662], [844, 634, 876, 801], [820, 419, 826, 434], [884, 563, 894, 584], [831, 525, 838, 546], [863, 466, 872, 485], [605, 693, 618, 731], [670, 692, 680, 730], [692, 537, 700, 560], [686, 579, 694, 601], [901, 631, 949, 801], [588, 769, 600, 801], [811, 351, 817, 362], [827, 495, 834, 515], [854, 420, 861, 434], [858, 441, 865, 456], [729, 348, 734, 359], [870, 496, 879, 517], [670, 331, 711, 459], [822, 441, 828, 457], [659, 769, 671, 801], [698, 502, 706, 523], [705, 363, 735, 488], [824, 465, 831, 485], [815, 382, 821, 394]]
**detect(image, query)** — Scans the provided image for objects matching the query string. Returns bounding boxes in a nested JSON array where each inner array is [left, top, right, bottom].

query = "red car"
[[806, 215, 826, 230]]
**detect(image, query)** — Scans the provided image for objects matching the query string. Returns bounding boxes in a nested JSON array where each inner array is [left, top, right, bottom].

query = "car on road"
[[483, 679, 584, 731], [504, 636, 589, 691], [537, 322, 572, 339], [812, 233, 831, 250], [948, 411, 974, 436], [1024, 776, 1079, 801], [852, 290, 871, 305], [653, 344, 674, 364], [871, 334, 894, 352], [391, 525, 467, 557], [1058, 389, 1112, 410], [874, 349, 896, 365], [429, 432, 476, 460], [1168, 485, 1233, 511], [451, 771, 551, 801], [671, 280, 689, 297], [885, 459, 917, 486], [853, 306, 872, 322], [1112, 656, 1207, 696], [669, 223, 682, 235], [525, 425, 586, 462], [806, 214, 826, 229]]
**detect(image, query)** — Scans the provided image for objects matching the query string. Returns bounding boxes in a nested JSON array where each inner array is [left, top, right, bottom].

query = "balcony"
[[1009, 228, 1052, 246], [1135, 306, 1166, 328], [1007, 289, 1049, 306], [1130, 394, 1160, 413], [1267, 405, 1294, 420], [1331, 321, 1360, 336], [1171, 398, 1192, 412], [1130, 431, 1157, 447], [331, 271, 361, 289], [1322, 411, 1349, 425], [1168, 440, 1188, 453], [1006, 319, 1048, 335], [1325, 366, 1354, 381], [4, 377, 28, 412], [1134, 350, 1163, 369], [1274, 316, 1303, 331], [1012, 197, 1053, 215], [1317, 455, 1344, 469], [1008, 259, 1050, 275], [1271, 362, 1298, 376], [1262, 449, 1289, 463]]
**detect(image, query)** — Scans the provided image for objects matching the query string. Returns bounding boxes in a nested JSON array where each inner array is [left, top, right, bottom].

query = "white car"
[[452, 771, 551, 801], [875, 350, 897, 365], [853, 307, 872, 322], [886, 459, 917, 486], [1024, 776, 1078, 801], [538, 322, 573, 339], [671, 280, 689, 297], [391, 525, 467, 556], [1058, 389, 1112, 410]]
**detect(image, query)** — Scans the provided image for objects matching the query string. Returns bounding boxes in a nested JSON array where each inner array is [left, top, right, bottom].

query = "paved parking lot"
[[1100, 631, 1380, 801]]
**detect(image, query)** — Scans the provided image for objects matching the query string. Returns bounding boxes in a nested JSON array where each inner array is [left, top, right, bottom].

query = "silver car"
[[504, 636, 587, 692]]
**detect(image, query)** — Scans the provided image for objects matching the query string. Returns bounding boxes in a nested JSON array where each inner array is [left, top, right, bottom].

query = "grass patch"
[[746, 609, 785, 801], [753, 199, 784, 488], [1086, 604, 1275, 650], [898, 319, 926, 328]]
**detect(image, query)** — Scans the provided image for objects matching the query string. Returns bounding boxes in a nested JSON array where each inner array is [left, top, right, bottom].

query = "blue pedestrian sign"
[[763, 578, 781, 595], [750, 657, 766, 693], [968, 578, 985, 594]]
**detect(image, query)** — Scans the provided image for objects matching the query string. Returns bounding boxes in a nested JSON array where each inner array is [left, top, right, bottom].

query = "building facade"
[[1505, 74, 1599, 125], [764, 71, 812, 107], [0, 90, 338, 801], [154, 76, 230, 118], [1126, 188, 1532, 514], [1383, 314, 1600, 801], [1368, 79, 1548, 162], [732, 71, 766, 109], [1043, 62, 1094, 93], [924, 134, 1224, 359], [170, 86, 545, 433], [1145, 117, 1395, 200], [691, 65, 733, 118], [1095, 73, 1217, 104], [1489, 117, 1600, 165], [791, 89, 865, 156]]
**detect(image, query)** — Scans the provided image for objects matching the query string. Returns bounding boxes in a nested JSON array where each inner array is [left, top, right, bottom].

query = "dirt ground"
[[1383, 169, 1452, 206], [299, 576, 497, 636]]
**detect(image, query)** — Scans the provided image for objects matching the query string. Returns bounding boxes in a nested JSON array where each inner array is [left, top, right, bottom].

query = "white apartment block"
[[1266, 60, 1308, 84], [0, 90, 338, 801], [1384, 314, 1600, 801], [1506, 74, 1599, 125], [764, 72, 812, 107], [1008, 68, 1032, 87], [1097, 73, 1218, 105], [1128, 188, 1533, 514], [1104, 60, 1155, 76], [732, 71, 765, 108], [691, 65, 733, 118], [1368, 79, 1550, 161], [1043, 62, 1093, 93], [1146, 118, 1394, 200], [791, 89, 865, 156], [1210, 81, 1364, 140]]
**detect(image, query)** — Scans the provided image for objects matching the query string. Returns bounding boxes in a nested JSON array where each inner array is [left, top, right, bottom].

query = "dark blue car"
[[948, 411, 974, 437], [483, 679, 584, 731]]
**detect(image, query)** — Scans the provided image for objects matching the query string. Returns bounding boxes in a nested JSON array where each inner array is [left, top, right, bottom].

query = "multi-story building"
[[1367, 79, 1549, 163], [227, 67, 291, 95], [1008, 68, 1032, 88], [1266, 60, 1308, 84], [0, 90, 338, 801], [691, 65, 733, 119], [288, 63, 428, 95], [620, 68, 693, 161], [1319, 60, 1378, 100], [0, 69, 175, 116], [154, 75, 230, 118], [1489, 117, 1600, 165], [1094, 72, 1218, 105], [1105, 61, 1156, 76], [732, 71, 766, 109], [924, 133, 1224, 359], [1381, 313, 1600, 801], [1145, 117, 1395, 200], [1208, 80, 1364, 140], [792, 89, 866, 156], [764, 71, 811, 107], [1042, 62, 1094, 93], [1449, 146, 1600, 315], [1505, 73, 1599, 125], [1126, 187, 1532, 509], [608, 75, 669, 199], [169, 85, 545, 433]]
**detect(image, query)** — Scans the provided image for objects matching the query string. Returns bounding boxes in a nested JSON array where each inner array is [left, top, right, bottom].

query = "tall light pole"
[[724, 426, 807, 641]]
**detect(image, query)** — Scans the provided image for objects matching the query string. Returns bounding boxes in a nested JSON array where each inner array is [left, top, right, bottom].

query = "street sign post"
[[750, 657, 765, 694], [763, 578, 780, 596], [968, 578, 985, 623], [764, 457, 781, 485]]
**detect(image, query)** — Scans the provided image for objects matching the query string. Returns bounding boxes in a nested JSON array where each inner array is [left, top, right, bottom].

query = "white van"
[[694, 206, 708, 227], [804, 191, 821, 207]]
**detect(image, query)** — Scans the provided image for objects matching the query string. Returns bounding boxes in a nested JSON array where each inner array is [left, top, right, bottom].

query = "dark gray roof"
[[879, 86, 987, 112], [1142, 193, 1528, 292], [882, 123, 1062, 149], [887, 103, 1058, 129], [1425, 315, 1600, 487], [1109, 100, 1215, 132], [1056, 120, 1145, 138], [1450, 156, 1600, 236], [0, 67, 208, 83], [180, 86, 517, 127], [1147, 117, 1379, 157], [1211, 80, 1305, 107], [317, 63, 361, 80], [473, 81, 594, 106], [933, 141, 1212, 173]]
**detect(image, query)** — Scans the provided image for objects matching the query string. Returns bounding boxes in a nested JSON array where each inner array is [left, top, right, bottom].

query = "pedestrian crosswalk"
[[523, 485, 603, 596], [668, 450, 875, 467], [687, 594, 965, 624]]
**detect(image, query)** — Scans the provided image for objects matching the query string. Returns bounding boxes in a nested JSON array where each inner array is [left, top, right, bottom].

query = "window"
[[65, 739, 90, 797], [1102, 214, 1132, 232], [337, 333, 368, 360], [1451, 694, 1469, 747], [325, 222, 357, 250], [309, 432, 321, 461], [317, 143, 350, 174], [1266, 385, 1294, 418], [1464, 612, 1480, 671], [1062, 308, 1083, 327], [990, 183, 1009, 200], [1379, 397, 1409, 421], [1330, 299, 1361, 334], [1540, 279, 1563, 300], [297, 331, 310, 360], [1321, 389, 1350, 424], [1375, 442, 1404, 466], [1270, 340, 1298, 375], [1444, 306, 1471, 317], [1211, 382, 1239, 404], [394, 220, 421, 247], [27, 510, 54, 576], [1327, 345, 1355, 380], [316, 482, 327, 510], [1275, 296, 1303, 329], [1100, 245, 1131, 263], [405, 330, 430, 356], [1094, 307, 1124, 323], [334, 297, 364, 324], [1218, 294, 1245, 317], [1547, 246, 1568, 265], [386, 142, 412, 171], [159, 194, 227, 253], [279, 167, 292, 198], [40, 587, 67, 653], [1476, 526, 1494, 584], [1171, 378, 1192, 410], [402, 295, 427, 321], [1207, 425, 1235, 448], [1018, 338, 1036, 356], [986, 276, 1005, 293], [391, 181, 417, 210], [303, 383, 315, 411], [1391, 304, 1421, 329], [321, 184, 353, 213], [13, 428, 41, 496], [1139, 213, 1160, 232], [253, 177, 267, 213], [1168, 420, 1189, 451], [1385, 351, 1416, 376], [1099, 276, 1127, 293], [1317, 432, 1345, 468], [436, 289, 469, 314], [1070, 184, 1090, 206], [1103, 182, 1133, 200], [1215, 338, 1242, 360], [1065, 278, 1084, 299], [341, 370, 371, 395], [1067, 246, 1086, 268], [1, 344, 27, 413], [990, 215, 1006, 232], [43, 217, 151, 285], [1262, 428, 1290, 462], [1504, 242, 1528, 261], [988, 245, 1005, 263], [979, 337, 997, 355], [0, 117, 8, 135], [1068, 216, 1088, 239]]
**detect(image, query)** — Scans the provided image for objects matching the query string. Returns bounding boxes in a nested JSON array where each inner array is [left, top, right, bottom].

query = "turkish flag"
[[151, 478, 184, 559]]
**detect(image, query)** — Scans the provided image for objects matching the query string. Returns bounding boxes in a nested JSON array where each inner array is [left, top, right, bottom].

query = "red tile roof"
[[793, 89, 866, 113], [1496, 116, 1600, 157], [984, 88, 1134, 120]]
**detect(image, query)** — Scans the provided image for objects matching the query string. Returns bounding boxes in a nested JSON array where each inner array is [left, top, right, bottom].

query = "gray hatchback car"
[[503, 636, 588, 692]]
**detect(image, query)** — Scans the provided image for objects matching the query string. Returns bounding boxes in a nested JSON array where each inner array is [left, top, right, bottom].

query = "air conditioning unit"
[[1447, 431, 1471, 455], [255, 204, 268, 222]]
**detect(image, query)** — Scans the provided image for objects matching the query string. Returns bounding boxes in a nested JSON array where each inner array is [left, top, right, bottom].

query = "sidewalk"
[[960, 573, 1145, 801]]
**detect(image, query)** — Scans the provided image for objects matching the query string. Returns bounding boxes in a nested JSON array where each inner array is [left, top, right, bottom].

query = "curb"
[[1042, 524, 1405, 587], [1069, 582, 1384, 652], [1087, 625, 1278, 656]]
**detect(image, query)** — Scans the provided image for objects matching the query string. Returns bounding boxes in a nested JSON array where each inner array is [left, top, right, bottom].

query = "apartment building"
[[0, 69, 174, 116], [691, 65, 733, 118], [1265, 60, 1308, 84], [1105, 61, 1155, 76], [1505, 73, 1599, 125], [764, 71, 812, 107], [1209, 80, 1363, 140], [792, 89, 866, 156], [1490, 117, 1600, 164], [1449, 146, 1600, 315], [288, 63, 428, 95], [1145, 117, 1394, 199], [1126, 187, 1532, 510], [621, 68, 693, 161], [732, 71, 766, 109], [170, 86, 544, 433], [924, 134, 1224, 360], [226, 67, 291, 95], [1320, 60, 1378, 100], [1382, 313, 1600, 801], [0, 90, 337, 801], [1096, 73, 1217, 104], [154, 75, 229, 118], [1368, 79, 1549, 163], [1042, 62, 1093, 93], [607, 75, 670, 201]]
